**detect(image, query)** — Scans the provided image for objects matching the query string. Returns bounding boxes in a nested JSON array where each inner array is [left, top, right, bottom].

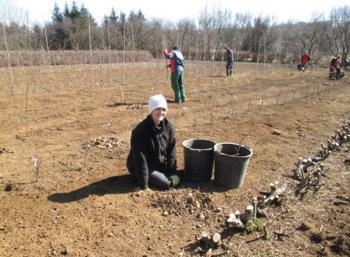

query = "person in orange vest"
[[163, 47, 186, 103]]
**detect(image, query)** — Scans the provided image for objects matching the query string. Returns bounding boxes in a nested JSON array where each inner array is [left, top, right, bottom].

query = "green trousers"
[[170, 70, 186, 103]]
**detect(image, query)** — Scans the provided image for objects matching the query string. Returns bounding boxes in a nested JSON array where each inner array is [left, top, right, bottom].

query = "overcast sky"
[[7, 0, 350, 25]]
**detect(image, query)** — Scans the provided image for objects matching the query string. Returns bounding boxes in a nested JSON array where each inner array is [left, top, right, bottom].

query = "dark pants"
[[329, 68, 344, 80], [297, 64, 306, 71], [129, 169, 179, 190], [171, 70, 186, 103], [226, 62, 233, 76]]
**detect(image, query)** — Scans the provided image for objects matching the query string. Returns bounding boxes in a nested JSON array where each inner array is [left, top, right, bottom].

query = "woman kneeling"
[[127, 94, 180, 191]]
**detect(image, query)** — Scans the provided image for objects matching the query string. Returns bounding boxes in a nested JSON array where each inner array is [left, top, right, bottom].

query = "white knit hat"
[[148, 94, 168, 113]]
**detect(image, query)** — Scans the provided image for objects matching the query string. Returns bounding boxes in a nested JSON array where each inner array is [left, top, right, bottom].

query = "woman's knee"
[[149, 170, 171, 190]]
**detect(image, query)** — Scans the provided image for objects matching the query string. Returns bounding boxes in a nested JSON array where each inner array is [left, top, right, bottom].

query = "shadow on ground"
[[48, 171, 236, 204], [48, 174, 135, 203]]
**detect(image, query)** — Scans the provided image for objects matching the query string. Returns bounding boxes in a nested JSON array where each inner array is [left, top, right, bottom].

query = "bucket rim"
[[214, 142, 253, 158], [182, 138, 216, 151]]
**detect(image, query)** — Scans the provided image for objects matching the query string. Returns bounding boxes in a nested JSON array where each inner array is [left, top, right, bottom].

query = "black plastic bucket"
[[182, 138, 216, 182], [214, 143, 253, 189]]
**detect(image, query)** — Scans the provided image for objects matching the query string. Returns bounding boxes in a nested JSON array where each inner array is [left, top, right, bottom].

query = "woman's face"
[[151, 107, 167, 125]]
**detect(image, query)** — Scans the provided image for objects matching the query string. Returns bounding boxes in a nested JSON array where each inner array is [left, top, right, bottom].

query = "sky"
[[5, 0, 350, 25]]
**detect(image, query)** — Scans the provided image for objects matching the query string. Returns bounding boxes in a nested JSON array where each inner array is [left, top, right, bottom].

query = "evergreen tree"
[[102, 15, 109, 27], [63, 3, 70, 17], [52, 3, 63, 23], [70, 1, 80, 19], [137, 10, 145, 22], [109, 8, 119, 23], [120, 12, 126, 24]]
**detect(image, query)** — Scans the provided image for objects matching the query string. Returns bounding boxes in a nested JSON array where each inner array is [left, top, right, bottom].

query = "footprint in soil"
[[4, 184, 12, 192], [310, 233, 323, 244]]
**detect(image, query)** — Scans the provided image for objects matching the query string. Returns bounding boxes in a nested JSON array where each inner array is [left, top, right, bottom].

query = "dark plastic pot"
[[182, 138, 216, 182], [214, 143, 253, 189]]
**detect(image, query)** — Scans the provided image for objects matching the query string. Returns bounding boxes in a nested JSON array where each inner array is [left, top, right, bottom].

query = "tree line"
[[1, 1, 349, 64]]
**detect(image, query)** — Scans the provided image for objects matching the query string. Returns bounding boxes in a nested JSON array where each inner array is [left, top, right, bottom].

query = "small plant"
[[245, 218, 264, 233], [263, 226, 273, 240]]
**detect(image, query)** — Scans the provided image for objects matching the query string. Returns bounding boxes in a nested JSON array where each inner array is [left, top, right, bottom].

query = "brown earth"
[[0, 61, 349, 257]]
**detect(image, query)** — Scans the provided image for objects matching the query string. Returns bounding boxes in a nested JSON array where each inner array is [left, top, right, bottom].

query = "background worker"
[[127, 94, 180, 192], [225, 45, 234, 76], [300, 51, 310, 71], [163, 47, 186, 103], [329, 55, 344, 80]]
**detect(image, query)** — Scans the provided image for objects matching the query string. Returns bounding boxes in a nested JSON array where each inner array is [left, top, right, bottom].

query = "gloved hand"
[[169, 175, 180, 187]]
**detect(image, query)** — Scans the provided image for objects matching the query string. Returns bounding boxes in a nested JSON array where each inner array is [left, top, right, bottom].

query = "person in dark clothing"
[[127, 94, 180, 191], [225, 46, 234, 76]]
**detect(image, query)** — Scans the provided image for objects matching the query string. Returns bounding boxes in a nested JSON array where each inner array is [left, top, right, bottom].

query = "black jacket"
[[127, 115, 177, 189], [226, 49, 234, 64]]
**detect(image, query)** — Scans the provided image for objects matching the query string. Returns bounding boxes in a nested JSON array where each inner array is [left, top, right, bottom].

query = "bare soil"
[[0, 62, 349, 257]]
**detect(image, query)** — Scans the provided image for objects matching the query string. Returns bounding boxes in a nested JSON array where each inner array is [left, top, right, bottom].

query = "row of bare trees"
[[0, 1, 349, 64]]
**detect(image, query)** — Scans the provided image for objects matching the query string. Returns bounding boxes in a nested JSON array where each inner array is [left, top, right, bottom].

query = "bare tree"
[[330, 6, 350, 63], [176, 19, 196, 54], [212, 8, 232, 60]]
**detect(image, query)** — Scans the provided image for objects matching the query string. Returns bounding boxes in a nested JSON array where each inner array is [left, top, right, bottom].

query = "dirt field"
[[0, 61, 349, 257]]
